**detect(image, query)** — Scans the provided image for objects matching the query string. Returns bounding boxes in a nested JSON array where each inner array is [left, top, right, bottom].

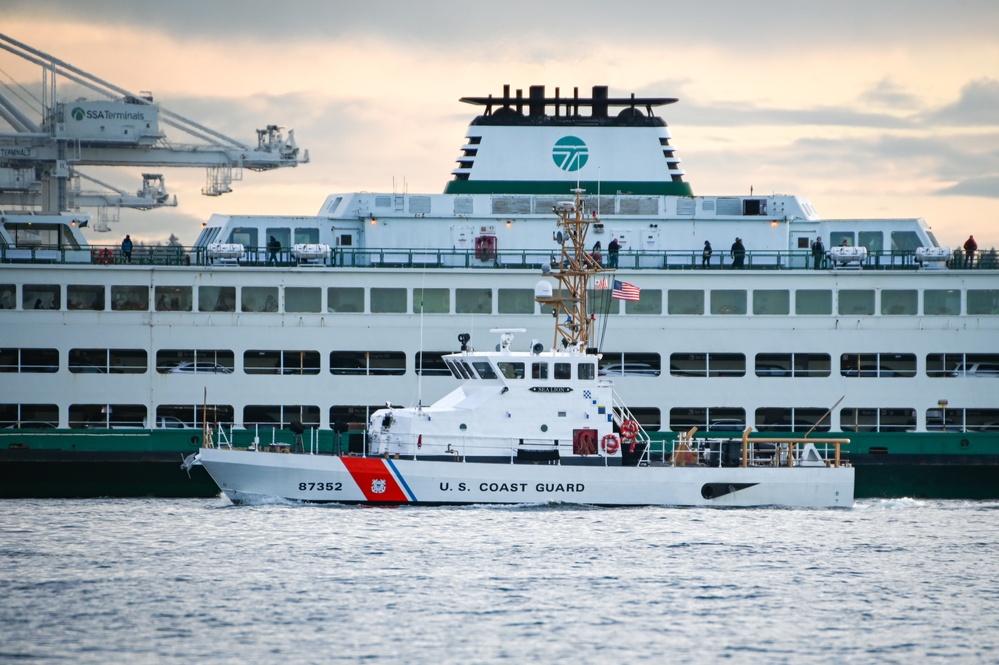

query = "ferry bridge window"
[[456, 289, 493, 314], [154, 286, 192, 312], [882, 290, 917, 316], [156, 350, 234, 373], [329, 351, 405, 375], [157, 404, 234, 428], [924, 289, 961, 316], [286, 287, 321, 313], [416, 352, 452, 376], [243, 405, 320, 429], [69, 349, 147, 374], [241, 286, 278, 313], [413, 288, 449, 314], [669, 407, 745, 433], [553, 363, 572, 380], [22, 284, 60, 310], [70, 404, 147, 429], [755, 407, 830, 433], [859, 231, 884, 253], [111, 285, 148, 311], [795, 289, 832, 315], [625, 289, 662, 315], [372, 288, 407, 313], [0, 403, 58, 428], [753, 290, 790, 315], [0, 284, 14, 309], [598, 353, 662, 377], [497, 362, 526, 379], [890, 231, 923, 251], [838, 290, 875, 316], [628, 407, 661, 432], [711, 290, 747, 315], [244, 350, 320, 375], [967, 289, 999, 315], [198, 286, 236, 312], [329, 287, 364, 313], [667, 290, 704, 315], [840, 353, 916, 377], [0, 348, 58, 373], [497, 288, 535, 314], [68, 284, 104, 311]]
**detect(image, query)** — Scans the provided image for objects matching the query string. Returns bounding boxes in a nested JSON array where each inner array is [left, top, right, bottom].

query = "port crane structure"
[[0, 32, 308, 230]]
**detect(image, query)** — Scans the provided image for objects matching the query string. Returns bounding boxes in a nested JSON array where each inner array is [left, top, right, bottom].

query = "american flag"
[[612, 280, 641, 301]]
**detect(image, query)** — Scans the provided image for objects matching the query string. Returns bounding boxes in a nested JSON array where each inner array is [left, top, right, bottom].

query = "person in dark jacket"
[[702, 240, 712, 268], [267, 236, 281, 266], [811, 237, 825, 270], [730, 237, 746, 268], [964, 235, 978, 268], [121, 235, 133, 263]]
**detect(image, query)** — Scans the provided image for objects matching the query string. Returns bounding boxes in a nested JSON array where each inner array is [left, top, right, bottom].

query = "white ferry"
[[1, 85, 996, 499]]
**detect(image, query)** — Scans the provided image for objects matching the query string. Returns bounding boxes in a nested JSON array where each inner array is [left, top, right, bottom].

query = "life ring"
[[620, 419, 640, 439], [98, 249, 114, 266], [601, 433, 620, 455]]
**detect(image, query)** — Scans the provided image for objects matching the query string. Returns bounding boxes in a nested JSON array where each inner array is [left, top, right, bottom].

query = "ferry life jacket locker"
[[475, 235, 497, 261]]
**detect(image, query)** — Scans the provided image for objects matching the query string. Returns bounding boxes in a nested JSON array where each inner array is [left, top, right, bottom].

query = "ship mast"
[[536, 189, 605, 350]]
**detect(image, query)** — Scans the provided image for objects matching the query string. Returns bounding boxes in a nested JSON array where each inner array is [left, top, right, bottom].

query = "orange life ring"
[[620, 419, 640, 439], [601, 433, 620, 455], [99, 249, 113, 266]]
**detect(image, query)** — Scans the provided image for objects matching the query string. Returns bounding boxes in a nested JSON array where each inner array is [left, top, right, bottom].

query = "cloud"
[[935, 177, 999, 198], [859, 78, 921, 110], [922, 78, 999, 126]]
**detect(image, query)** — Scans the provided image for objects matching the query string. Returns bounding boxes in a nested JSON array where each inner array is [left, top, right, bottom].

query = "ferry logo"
[[371, 478, 387, 494], [552, 136, 588, 172], [71, 107, 86, 121]]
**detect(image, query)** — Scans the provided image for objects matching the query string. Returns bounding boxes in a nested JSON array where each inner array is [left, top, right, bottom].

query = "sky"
[[2, 0, 998, 249]]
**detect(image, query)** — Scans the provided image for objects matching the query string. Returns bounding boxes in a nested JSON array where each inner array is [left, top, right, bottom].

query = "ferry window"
[[70, 404, 147, 429], [743, 199, 767, 215], [532, 363, 548, 379], [926, 408, 964, 432], [967, 290, 999, 315], [924, 289, 961, 316], [498, 289, 534, 314], [325, 197, 343, 214], [0, 284, 14, 309], [329, 287, 364, 313], [0, 403, 58, 428], [243, 405, 319, 429], [753, 290, 790, 315], [111, 285, 148, 311], [155, 286, 193, 312], [842, 408, 916, 432], [878, 408, 916, 432], [457, 289, 492, 314], [369, 352, 406, 375], [795, 353, 831, 377], [891, 231, 923, 251], [840, 408, 877, 432], [68, 285, 104, 310], [414, 288, 449, 314], [241, 286, 278, 313], [1, 348, 58, 373], [840, 353, 915, 377], [416, 352, 453, 376], [628, 407, 661, 432], [927, 353, 999, 378], [671, 353, 706, 377], [589, 289, 619, 316], [710, 290, 747, 315], [472, 362, 498, 379], [554, 363, 572, 380], [669, 407, 744, 432], [330, 351, 404, 376], [244, 350, 320, 375], [882, 290, 917, 315], [838, 290, 875, 315], [667, 290, 704, 315], [966, 409, 999, 432], [756, 407, 830, 433], [755, 354, 791, 377], [599, 353, 662, 377], [497, 362, 526, 379], [830, 232, 854, 248], [157, 404, 234, 428], [266, 228, 292, 255], [577, 363, 595, 380], [156, 350, 234, 373], [625, 289, 662, 315], [795, 289, 832, 315], [926, 353, 962, 378], [669, 353, 744, 377], [294, 227, 320, 245], [199, 286, 236, 312], [859, 232, 884, 252], [371, 288, 406, 313], [286, 287, 321, 313], [228, 227, 259, 251], [709, 353, 745, 377], [69, 349, 145, 374], [23, 284, 60, 310]]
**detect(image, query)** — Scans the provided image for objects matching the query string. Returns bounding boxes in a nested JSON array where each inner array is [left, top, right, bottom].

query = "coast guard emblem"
[[371, 479, 387, 494]]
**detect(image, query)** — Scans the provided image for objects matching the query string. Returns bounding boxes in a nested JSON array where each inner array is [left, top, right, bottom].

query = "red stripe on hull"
[[341, 457, 409, 502]]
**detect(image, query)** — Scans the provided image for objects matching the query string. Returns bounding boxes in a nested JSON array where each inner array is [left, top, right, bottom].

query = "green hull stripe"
[[444, 180, 694, 196]]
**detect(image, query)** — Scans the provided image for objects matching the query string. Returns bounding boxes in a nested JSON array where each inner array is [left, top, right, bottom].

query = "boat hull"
[[195, 448, 854, 508]]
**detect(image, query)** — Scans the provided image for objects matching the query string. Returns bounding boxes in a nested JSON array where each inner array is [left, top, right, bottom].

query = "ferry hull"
[[195, 448, 854, 509]]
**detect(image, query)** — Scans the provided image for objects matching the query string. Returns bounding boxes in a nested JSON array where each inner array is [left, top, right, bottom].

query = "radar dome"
[[534, 281, 553, 299]]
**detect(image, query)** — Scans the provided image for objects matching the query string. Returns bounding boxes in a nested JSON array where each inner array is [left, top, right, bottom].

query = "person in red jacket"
[[963, 235, 978, 268]]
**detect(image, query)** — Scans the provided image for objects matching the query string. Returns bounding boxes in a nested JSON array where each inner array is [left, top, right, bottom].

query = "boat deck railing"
[[4, 244, 997, 271], [651, 427, 850, 468]]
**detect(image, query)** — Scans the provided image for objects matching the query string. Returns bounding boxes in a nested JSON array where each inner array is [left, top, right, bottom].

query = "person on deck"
[[730, 237, 746, 268], [964, 235, 978, 268], [608, 237, 620, 268], [121, 235, 132, 263], [702, 240, 712, 268], [811, 236, 825, 270]]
